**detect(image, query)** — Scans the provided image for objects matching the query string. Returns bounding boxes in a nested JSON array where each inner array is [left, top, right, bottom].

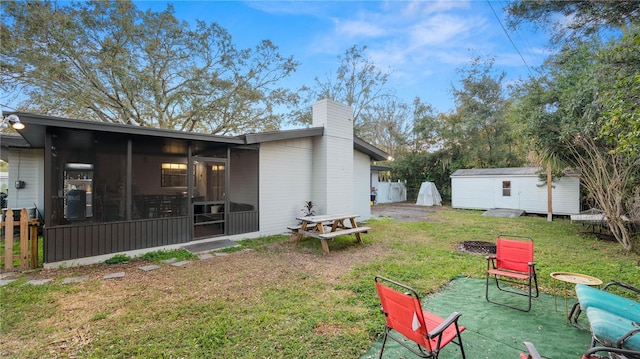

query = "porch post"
[[126, 139, 132, 221], [187, 143, 194, 240]]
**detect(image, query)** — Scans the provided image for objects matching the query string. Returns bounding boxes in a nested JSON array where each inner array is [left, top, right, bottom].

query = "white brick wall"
[[259, 138, 314, 235], [353, 150, 371, 220]]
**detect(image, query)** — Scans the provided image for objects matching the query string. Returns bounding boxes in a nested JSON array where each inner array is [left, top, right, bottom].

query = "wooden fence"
[[2, 208, 40, 270]]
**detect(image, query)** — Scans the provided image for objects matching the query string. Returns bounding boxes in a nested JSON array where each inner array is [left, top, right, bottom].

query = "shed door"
[[192, 158, 227, 238], [494, 178, 520, 209]]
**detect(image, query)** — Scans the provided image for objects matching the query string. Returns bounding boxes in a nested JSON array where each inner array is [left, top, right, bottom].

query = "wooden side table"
[[550, 272, 602, 322]]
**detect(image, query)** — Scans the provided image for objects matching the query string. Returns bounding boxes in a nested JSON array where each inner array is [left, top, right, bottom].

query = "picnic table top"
[[295, 214, 359, 223], [570, 214, 606, 222]]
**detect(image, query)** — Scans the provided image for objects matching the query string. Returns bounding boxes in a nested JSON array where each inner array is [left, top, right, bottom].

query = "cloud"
[[408, 14, 480, 48], [245, 0, 548, 111], [333, 18, 386, 38]]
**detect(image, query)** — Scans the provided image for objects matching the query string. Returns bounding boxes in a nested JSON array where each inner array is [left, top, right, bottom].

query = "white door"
[[494, 178, 520, 209]]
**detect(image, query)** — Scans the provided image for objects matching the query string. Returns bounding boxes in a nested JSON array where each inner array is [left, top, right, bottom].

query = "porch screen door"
[[193, 159, 227, 238]]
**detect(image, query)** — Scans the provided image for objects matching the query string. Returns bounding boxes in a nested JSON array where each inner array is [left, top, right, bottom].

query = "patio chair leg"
[[378, 328, 389, 359], [485, 272, 533, 312], [568, 303, 588, 330], [457, 324, 466, 359]]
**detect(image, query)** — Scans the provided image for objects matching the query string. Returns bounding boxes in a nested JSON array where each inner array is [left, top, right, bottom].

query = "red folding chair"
[[486, 235, 538, 311], [519, 341, 640, 359], [374, 276, 466, 358]]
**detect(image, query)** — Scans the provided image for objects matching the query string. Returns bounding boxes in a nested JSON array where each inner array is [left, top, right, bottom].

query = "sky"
[[137, 0, 552, 115]]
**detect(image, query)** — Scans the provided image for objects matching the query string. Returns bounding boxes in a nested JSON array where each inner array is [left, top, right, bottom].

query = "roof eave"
[[242, 127, 324, 144], [10, 112, 245, 148], [354, 136, 389, 161]]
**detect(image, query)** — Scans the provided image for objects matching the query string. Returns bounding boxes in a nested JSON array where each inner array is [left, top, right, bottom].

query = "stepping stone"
[[103, 272, 125, 280], [161, 258, 177, 264], [26, 279, 52, 286], [0, 272, 16, 279], [171, 260, 190, 267], [198, 253, 214, 260], [215, 252, 229, 257], [62, 276, 89, 284], [0, 279, 16, 286], [139, 265, 161, 272]]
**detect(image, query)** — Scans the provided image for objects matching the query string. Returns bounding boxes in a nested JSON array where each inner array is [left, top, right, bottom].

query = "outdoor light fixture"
[[0, 110, 24, 130]]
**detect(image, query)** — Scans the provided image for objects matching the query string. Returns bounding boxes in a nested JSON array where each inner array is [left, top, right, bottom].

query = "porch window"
[[378, 170, 391, 182], [161, 163, 188, 187], [502, 181, 511, 197]]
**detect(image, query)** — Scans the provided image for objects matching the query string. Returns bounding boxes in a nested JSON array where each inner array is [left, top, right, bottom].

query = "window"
[[378, 170, 391, 182], [502, 181, 511, 197], [161, 163, 188, 187]]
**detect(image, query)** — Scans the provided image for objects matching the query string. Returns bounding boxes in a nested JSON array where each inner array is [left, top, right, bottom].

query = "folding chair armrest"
[[585, 346, 640, 358], [428, 311, 462, 339], [603, 280, 640, 295], [528, 262, 536, 266], [617, 326, 640, 348], [486, 255, 496, 270], [521, 342, 543, 359]]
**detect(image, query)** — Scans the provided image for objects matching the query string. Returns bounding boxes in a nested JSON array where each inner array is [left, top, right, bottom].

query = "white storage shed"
[[450, 167, 580, 215]]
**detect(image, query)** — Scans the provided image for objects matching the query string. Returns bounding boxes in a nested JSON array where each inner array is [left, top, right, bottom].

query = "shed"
[[1, 99, 389, 267], [450, 167, 580, 215]]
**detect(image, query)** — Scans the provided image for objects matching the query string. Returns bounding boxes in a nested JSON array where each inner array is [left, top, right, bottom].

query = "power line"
[[487, 0, 533, 77], [498, 0, 538, 65]]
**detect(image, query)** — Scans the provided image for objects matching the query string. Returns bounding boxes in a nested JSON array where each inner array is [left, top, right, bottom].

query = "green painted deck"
[[362, 277, 592, 359]]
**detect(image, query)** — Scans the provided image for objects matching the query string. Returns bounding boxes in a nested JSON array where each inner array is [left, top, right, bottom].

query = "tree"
[[0, 0, 298, 134], [506, 0, 640, 156], [512, 40, 640, 251], [597, 29, 640, 156], [357, 99, 411, 159], [451, 56, 522, 168], [507, 0, 640, 250], [291, 45, 395, 134], [409, 98, 441, 153], [505, 1, 640, 44]]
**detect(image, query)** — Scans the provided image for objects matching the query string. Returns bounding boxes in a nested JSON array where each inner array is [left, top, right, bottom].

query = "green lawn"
[[1, 207, 638, 358]]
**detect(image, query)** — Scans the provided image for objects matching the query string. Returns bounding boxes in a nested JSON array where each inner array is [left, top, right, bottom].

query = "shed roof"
[[451, 167, 543, 177], [450, 167, 580, 177]]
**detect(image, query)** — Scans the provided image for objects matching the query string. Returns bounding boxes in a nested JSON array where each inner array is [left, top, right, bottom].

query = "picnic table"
[[290, 214, 370, 254], [570, 213, 607, 233]]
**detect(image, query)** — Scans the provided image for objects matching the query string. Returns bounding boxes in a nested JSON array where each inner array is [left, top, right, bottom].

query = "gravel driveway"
[[370, 201, 441, 222]]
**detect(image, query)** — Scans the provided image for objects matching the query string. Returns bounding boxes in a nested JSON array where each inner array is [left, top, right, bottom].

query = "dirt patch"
[[2, 240, 393, 357], [370, 201, 441, 222]]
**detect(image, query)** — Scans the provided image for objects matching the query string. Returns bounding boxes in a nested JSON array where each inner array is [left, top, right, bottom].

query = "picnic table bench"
[[290, 214, 370, 254]]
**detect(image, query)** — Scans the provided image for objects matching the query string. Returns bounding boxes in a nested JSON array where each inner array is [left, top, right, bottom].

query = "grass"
[[1, 207, 638, 358], [139, 248, 196, 262], [0, 235, 44, 269]]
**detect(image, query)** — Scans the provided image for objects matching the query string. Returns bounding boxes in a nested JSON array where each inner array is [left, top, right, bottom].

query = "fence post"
[[30, 220, 38, 269], [2, 208, 39, 270], [20, 208, 29, 270], [4, 209, 14, 270]]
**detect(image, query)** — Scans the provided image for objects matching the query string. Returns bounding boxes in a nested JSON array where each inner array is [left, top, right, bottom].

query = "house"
[[0, 99, 388, 267], [370, 165, 407, 204], [450, 167, 580, 215]]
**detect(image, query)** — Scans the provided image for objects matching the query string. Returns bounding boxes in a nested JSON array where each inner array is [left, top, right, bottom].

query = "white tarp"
[[416, 182, 442, 206]]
